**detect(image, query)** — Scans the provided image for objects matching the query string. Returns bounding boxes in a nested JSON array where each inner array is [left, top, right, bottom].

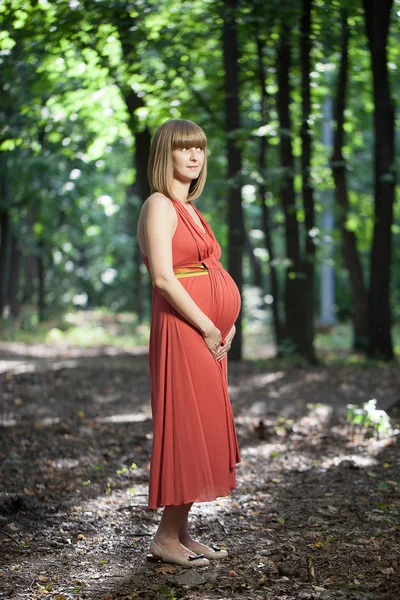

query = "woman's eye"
[[196, 147, 203, 152], [181, 147, 188, 151]]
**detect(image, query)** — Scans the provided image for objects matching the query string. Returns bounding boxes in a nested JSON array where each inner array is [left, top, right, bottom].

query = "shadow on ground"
[[0, 344, 399, 600]]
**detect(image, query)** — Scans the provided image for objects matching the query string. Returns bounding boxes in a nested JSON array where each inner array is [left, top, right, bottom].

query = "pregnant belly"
[[180, 268, 241, 339]]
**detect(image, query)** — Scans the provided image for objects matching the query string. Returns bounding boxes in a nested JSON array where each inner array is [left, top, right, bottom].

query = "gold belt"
[[152, 262, 209, 286]]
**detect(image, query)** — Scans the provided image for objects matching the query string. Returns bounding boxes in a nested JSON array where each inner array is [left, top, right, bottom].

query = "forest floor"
[[0, 340, 399, 600]]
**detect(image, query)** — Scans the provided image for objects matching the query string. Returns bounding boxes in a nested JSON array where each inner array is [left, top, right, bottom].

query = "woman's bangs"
[[171, 122, 207, 150]]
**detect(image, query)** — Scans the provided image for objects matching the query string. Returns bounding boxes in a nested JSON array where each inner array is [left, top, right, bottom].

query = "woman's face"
[[171, 146, 205, 183]]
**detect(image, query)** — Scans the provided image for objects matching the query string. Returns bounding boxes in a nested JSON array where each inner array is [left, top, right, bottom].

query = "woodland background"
[[1, 3, 400, 600], [0, 0, 399, 363]]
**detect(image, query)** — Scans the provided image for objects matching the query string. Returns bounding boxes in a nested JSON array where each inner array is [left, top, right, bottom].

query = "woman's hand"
[[203, 324, 222, 356], [214, 324, 236, 362]]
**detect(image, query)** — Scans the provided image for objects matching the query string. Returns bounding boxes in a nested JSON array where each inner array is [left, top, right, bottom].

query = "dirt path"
[[0, 344, 399, 600]]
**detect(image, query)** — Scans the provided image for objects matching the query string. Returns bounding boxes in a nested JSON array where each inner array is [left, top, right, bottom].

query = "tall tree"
[[276, 18, 316, 362], [276, 22, 300, 353], [362, 0, 396, 359], [221, 0, 245, 360], [253, 4, 283, 350], [299, 0, 316, 361], [0, 204, 11, 315], [331, 10, 368, 352]]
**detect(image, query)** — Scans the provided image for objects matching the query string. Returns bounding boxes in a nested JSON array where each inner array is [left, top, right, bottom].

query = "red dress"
[[141, 198, 241, 509]]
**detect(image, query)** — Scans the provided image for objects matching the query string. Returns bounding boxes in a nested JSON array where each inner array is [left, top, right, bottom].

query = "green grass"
[[244, 319, 400, 366], [1, 309, 399, 364], [0, 308, 150, 348]]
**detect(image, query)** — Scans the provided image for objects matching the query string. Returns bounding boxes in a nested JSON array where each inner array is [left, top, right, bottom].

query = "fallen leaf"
[[154, 565, 177, 574]]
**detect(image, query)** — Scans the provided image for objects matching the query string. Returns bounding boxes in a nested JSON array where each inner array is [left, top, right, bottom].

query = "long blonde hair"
[[148, 119, 207, 201]]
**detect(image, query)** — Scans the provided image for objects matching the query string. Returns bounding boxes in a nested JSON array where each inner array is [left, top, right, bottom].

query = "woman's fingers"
[[208, 329, 235, 360], [215, 341, 231, 360]]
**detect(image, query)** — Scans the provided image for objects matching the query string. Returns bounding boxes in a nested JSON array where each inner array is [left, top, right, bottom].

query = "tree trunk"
[[114, 10, 152, 323], [37, 239, 46, 322], [122, 89, 150, 323], [244, 229, 263, 289], [255, 28, 283, 350], [332, 11, 369, 352], [362, 0, 395, 360], [221, 0, 244, 360], [23, 254, 37, 304], [22, 200, 41, 306], [277, 22, 315, 361], [132, 127, 151, 322], [22, 205, 37, 304], [260, 192, 282, 350], [0, 207, 11, 316], [8, 232, 20, 317], [299, 0, 316, 362]]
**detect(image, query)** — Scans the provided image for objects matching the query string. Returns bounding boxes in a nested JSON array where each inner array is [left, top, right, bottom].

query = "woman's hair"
[[148, 119, 207, 201]]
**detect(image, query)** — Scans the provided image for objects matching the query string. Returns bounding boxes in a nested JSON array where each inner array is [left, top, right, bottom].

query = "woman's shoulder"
[[143, 192, 174, 211], [142, 193, 177, 223]]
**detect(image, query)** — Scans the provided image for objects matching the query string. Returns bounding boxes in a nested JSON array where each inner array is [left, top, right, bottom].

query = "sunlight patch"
[[97, 412, 150, 424]]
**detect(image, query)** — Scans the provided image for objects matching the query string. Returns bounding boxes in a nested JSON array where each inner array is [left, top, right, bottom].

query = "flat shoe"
[[146, 540, 210, 568], [196, 543, 228, 560]]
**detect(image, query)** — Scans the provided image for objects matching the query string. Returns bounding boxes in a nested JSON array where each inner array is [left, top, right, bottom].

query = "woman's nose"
[[189, 148, 197, 160]]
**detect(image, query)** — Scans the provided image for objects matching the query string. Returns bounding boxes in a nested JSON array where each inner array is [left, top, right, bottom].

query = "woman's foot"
[[147, 538, 210, 568], [179, 535, 228, 560]]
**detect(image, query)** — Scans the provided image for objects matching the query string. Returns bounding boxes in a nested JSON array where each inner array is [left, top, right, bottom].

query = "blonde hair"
[[148, 119, 207, 201]]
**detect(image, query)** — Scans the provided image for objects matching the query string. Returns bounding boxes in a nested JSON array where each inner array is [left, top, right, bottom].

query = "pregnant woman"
[[137, 118, 241, 568]]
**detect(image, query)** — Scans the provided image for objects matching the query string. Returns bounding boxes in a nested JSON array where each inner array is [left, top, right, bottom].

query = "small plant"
[[346, 399, 391, 435], [116, 466, 128, 475], [276, 514, 285, 526], [116, 463, 138, 476]]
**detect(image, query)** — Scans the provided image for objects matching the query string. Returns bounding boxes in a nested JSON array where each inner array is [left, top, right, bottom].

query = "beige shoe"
[[180, 539, 229, 560], [146, 540, 210, 568], [199, 544, 228, 560]]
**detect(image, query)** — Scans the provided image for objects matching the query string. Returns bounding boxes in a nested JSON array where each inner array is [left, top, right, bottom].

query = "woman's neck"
[[171, 179, 191, 204]]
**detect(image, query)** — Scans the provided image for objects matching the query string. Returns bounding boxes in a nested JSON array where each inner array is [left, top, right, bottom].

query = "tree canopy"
[[0, 0, 399, 361]]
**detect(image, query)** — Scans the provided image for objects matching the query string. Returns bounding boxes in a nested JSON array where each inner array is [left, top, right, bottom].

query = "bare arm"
[[142, 194, 221, 352]]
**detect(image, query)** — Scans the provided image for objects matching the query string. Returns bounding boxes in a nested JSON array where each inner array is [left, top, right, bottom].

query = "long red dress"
[[141, 198, 241, 509]]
